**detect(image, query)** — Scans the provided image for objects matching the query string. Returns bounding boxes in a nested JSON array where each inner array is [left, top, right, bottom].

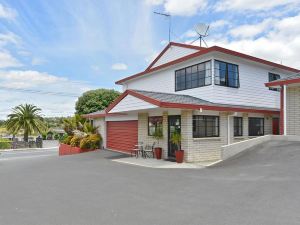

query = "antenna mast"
[[154, 11, 171, 43]]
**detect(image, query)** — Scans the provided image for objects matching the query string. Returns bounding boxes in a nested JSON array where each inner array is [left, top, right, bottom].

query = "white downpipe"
[[227, 115, 230, 145], [283, 85, 287, 135]]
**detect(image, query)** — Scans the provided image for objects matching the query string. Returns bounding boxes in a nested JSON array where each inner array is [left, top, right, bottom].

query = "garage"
[[106, 121, 138, 153]]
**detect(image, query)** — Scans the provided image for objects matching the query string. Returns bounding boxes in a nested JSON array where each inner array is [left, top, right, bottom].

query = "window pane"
[[249, 118, 264, 136], [148, 116, 163, 136], [186, 72, 192, 89], [193, 116, 219, 138], [175, 61, 212, 91], [215, 60, 239, 88], [234, 117, 243, 136]]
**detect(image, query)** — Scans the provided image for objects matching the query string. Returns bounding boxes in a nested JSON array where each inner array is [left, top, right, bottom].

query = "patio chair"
[[131, 142, 143, 158], [143, 142, 156, 158]]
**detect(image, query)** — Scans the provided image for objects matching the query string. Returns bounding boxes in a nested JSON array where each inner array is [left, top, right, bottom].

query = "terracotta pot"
[[154, 147, 162, 160], [175, 150, 184, 163]]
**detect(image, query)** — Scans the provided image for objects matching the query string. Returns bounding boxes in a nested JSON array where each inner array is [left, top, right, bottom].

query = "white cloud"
[[111, 63, 128, 71], [0, 3, 17, 20], [147, 0, 208, 16], [0, 51, 22, 68], [145, 0, 164, 5], [215, 0, 298, 12], [0, 32, 21, 47], [229, 18, 275, 39], [0, 70, 67, 88], [210, 20, 231, 29], [206, 13, 300, 68]]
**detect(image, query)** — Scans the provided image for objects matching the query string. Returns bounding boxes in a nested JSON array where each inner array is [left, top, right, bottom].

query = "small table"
[[132, 144, 143, 158]]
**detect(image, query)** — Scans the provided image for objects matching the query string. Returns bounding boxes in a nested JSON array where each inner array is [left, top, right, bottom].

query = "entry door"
[[272, 118, 279, 135], [168, 115, 181, 158]]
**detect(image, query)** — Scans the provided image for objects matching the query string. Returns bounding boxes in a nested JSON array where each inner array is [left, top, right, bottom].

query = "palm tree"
[[6, 104, 46, 142]]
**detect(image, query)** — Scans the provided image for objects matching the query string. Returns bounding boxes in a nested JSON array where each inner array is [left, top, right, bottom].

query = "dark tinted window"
[[175, 61, 212, 91], [249, 118, 264, 136], [193, 116, 219, 138], [215, 60, 239, 88]]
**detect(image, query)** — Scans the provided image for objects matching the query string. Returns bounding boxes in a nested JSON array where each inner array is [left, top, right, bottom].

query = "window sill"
[[193, 137, 221, 141]]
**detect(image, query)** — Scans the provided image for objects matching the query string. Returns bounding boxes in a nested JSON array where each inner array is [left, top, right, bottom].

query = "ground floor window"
[[234, 117, 243, 136], [148, 116, 163, 136], [249, 117, 264, 136], [193, 115, 219, 138]]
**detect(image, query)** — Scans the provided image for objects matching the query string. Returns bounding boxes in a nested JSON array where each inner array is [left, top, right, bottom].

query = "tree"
[[75, 89, 120, 115], [6, 104, 46, 142]]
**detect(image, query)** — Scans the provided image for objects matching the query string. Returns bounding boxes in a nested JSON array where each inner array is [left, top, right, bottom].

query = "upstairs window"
[[215, 60, 239, 88], [148, 116, 163, 136], [234, 117, 243, 137], [193, 116, 219, 138], [269, 73, 281, 91], [175, 61, 212, 91]]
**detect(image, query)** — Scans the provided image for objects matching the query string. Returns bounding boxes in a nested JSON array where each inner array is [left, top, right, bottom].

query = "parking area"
[[0, 141, 299, 225]]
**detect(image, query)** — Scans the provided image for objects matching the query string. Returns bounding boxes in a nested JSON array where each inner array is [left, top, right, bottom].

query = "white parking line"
[[0, 154, 56, 161], [2, 149, 58, 155]]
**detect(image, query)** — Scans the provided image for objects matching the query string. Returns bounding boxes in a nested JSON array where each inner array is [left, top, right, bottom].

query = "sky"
[[0, 0, 300, 119]]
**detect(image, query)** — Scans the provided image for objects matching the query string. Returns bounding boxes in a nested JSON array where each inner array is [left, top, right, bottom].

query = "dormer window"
[[175, 61, 212, 91], [214, 60, 239, 88]]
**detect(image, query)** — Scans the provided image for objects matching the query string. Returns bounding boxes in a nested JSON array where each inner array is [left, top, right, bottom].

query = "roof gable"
[[146, 42, 203, 70]]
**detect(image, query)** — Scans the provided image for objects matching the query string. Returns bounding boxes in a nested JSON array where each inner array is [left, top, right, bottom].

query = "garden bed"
[[59, 143, 97, 156]]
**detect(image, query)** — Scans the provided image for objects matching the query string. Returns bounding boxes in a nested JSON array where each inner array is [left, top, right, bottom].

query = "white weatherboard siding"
[[151, 46, 198, 68], [109, 95, 157, 113], [125, 53, 292, 109]]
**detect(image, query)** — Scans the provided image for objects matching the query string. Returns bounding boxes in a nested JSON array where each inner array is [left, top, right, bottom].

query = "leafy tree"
[[75, 89, 120, 115], [6, 104, 46, 142]]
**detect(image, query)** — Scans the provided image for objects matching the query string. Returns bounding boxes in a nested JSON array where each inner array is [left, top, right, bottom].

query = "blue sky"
[[0, 0, 300, 118]]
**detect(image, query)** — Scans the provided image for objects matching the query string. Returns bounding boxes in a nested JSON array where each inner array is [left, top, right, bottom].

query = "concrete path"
[[112, 157, 218, 168]]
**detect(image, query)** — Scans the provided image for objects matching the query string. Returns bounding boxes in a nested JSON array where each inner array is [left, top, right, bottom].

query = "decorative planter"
[[154, 147, 162, 160], [175, 150, 184, 163], [59, 144, 97, 156], [59, 144, 71, 156]]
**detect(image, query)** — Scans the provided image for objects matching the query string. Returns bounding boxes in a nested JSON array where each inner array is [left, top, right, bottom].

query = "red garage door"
[[107, 121, 138, 153]]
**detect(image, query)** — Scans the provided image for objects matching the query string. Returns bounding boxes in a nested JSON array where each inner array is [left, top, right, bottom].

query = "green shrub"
[[70, 136, 81, 147], [63, 135, 73, 145], [0, 139, 11, 149], [54, 133, 60, 140], [59, 134, 69, 143], [88, 134, 102, 149], [80, 137, 91, 149]]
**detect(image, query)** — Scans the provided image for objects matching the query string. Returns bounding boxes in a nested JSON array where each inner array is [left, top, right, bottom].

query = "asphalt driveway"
[[0, 141, 299, 225]]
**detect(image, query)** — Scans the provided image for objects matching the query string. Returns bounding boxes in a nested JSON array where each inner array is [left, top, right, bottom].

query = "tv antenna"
[[190, 23, 209, 47], [154, 11, 171, 43]]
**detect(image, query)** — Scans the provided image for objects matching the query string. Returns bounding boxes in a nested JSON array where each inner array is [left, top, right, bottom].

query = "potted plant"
[[170, 131, 184, 163], [153, 128, 163, 160]]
